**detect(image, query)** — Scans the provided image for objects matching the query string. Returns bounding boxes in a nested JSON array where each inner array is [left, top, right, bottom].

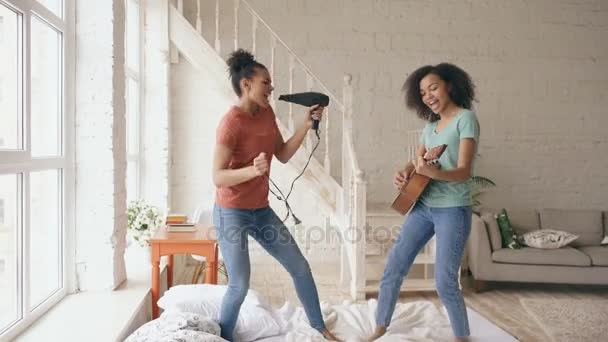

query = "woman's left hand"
[[415, 156, 440, 178], [306, 104, 324, 129]]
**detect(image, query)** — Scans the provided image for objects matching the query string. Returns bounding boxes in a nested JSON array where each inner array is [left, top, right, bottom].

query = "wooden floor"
[[175, 257, 608, 342]]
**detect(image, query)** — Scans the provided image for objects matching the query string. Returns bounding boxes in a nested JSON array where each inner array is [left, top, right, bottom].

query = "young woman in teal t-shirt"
[[370, 63, 480, 342]]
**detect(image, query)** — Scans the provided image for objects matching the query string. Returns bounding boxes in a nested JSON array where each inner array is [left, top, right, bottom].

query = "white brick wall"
[[189, 0, 608, 210], [75, 0, 127, 291]]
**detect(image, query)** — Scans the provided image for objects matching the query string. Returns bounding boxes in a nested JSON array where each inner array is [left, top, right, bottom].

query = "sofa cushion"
[[578, 246, 608, 266], [492, 247, 591, 266], [480, 211, 502, 251], [508, 209, 541, 235], [540, 209, 603, 247]]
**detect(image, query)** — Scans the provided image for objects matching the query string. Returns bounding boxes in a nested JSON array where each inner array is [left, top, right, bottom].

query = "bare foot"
[[321, 328, 341, 341], [367, 326, 387, 341], [454, 338, 469, 342]]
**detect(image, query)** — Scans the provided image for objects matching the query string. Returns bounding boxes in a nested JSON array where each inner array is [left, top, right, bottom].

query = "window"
[[0, 174, 20, 335], [0, 3, 21, 151], [0, 0, 69, 339], [125, 0, 142, 203], [36, 0, 63, 19], [31, 15, 62, 157]]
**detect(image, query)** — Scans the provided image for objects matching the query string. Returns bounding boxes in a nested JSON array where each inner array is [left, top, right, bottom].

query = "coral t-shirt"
[[215, 105, 279, 209]]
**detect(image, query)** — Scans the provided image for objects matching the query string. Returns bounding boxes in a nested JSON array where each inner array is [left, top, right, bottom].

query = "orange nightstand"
[[149, 224, 218, 318]]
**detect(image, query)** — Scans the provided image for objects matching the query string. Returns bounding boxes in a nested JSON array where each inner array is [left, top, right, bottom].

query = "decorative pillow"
[[125, 312, 226, 342], [495, 209, 521, 249], [157, 285, 285, 342], [519, 229, 579, 249]]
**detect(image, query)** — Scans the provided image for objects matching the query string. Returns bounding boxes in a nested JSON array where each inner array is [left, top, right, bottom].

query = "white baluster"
[[214, 0, 221, 52], [252, 16, 258, 54], [269, 36, 276, 108], [354, 168, 367, 297], [342, 74, 353, 210], [234, 0, 240, 50], [195, 0, 202, 34], [343, 74, 353, 134], [288, 55, 295, 132]]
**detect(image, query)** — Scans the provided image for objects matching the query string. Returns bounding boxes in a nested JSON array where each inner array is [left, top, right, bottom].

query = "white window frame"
[[125, 0, 144, 202], [0, 0, 74, 340]]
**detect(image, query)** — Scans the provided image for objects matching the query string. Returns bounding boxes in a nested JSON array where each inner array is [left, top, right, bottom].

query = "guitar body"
[[390, 144, 447, 216], [391, 173, 430, 215]]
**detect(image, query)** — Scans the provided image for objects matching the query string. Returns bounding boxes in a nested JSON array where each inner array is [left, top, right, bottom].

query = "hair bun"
[[227, 49, 256, 74]]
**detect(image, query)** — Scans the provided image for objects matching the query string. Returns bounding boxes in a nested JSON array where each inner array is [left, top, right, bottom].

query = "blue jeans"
[[213, 204, 326, 341], [376, 202, 472, 338]]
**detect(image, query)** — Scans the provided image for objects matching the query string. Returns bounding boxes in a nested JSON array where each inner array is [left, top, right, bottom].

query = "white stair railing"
[[341, 75, 367, 298], [173, 0, 367, 299]]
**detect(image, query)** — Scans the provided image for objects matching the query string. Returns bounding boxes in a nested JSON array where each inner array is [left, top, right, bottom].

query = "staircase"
[[167, 0, 367, 299]]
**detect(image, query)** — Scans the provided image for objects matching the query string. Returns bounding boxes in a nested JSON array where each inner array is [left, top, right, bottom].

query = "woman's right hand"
[[394, 162, 415, 190], [394, 170, 407, 190], [251, 152, 269, 176]]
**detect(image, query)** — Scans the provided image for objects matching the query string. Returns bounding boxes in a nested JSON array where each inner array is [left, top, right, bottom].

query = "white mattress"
[[257, 299, 516, 342]]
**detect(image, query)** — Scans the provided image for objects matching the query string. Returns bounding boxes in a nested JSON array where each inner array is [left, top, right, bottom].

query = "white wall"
[[189, 0, 608, 210]]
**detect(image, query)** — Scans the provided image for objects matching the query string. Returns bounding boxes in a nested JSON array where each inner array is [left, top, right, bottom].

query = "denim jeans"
[[376, 202, 472, 338], [213, 204, 326, 341]]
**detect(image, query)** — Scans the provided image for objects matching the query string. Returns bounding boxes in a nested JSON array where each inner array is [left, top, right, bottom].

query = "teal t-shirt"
[[419, 109, 480, 208]]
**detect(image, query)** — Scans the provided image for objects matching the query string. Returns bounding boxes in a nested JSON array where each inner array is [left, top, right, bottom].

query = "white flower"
[[127, 200, 165, 247]]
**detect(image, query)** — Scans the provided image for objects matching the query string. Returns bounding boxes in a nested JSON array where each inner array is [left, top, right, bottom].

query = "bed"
[[126, 284, 515, 342]]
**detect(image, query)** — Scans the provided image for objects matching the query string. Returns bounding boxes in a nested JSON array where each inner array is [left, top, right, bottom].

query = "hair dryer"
[[278, 92, 330, 131]]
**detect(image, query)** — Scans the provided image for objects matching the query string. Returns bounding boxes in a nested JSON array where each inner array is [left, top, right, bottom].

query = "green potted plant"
[[470, 176, 496, 213]]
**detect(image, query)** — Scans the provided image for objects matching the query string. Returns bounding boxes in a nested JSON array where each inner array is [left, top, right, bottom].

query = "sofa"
[[467, 208, 608, 291]]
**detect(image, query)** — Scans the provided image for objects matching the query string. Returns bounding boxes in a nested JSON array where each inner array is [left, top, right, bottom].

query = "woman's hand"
[[251, 152, 269, 176], [394, 162, 415, 190], [415, 156, 440, 178], [305, 104, 324, 129], [394, 170, 407, 190]]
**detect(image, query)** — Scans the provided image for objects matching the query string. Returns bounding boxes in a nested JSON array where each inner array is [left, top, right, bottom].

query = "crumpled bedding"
[[125, 311, 227, 342], [261, 299, 453, 341], [127, 299, 454, 342]]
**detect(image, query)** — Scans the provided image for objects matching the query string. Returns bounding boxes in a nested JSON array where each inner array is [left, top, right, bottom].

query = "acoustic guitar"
[[390, 144, 447, 215]]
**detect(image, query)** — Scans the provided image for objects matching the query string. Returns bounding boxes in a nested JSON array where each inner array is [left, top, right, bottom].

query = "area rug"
[[520, 298, 608, 342]]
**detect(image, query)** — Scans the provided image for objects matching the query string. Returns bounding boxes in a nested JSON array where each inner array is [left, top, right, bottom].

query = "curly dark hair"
[[403, 63, 476, 122], [226, 49, 267, 97]]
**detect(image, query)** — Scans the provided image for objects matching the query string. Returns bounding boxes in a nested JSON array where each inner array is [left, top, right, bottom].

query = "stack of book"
[[166, 214, 196, 232]]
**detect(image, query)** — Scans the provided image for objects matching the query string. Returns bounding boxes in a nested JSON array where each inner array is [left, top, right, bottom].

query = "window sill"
[[14, 248, 167, 342]]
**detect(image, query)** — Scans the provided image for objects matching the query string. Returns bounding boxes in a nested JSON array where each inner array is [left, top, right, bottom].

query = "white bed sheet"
[[257, 299, 516, 342]]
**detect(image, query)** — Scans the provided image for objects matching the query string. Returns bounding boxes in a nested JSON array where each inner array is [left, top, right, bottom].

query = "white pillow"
[[519, 229, 579, 249], [157, 285, 285, 342]]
